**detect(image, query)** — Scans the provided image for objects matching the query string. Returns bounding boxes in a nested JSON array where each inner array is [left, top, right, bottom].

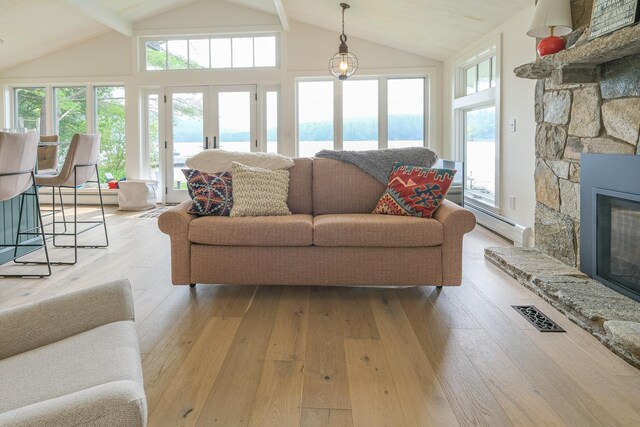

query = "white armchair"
[[0, 280, 147, 426]]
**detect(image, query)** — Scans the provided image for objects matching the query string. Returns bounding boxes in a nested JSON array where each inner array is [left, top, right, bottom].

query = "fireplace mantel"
[[514, 23, 640, 83]]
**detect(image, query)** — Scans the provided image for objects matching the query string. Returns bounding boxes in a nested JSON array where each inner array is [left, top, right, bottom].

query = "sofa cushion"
[[287, 158, 313, 215], [312, 158, 386, 215], [189, 214, 313, 246], [230, 162, 291, 217], [0, 321, 143, 414], [313, 214, 443, 247]]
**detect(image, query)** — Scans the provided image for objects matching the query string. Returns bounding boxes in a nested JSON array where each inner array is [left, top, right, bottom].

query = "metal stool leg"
[[3, 172, 51, 278]]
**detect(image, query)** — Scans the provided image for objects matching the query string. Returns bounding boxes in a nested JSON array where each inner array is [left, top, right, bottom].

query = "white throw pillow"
[[230, 162, 291, 217], [185, 149, 294, 173]]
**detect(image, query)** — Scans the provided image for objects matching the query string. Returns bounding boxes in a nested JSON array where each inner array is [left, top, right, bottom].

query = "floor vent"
[[512, 305, 565, 332]]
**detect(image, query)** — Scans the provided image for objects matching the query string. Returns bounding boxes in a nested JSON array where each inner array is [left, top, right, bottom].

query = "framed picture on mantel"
[[589, 0, 640, 40]]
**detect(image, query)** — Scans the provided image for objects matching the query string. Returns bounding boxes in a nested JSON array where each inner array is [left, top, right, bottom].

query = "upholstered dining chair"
[[34, 133, 108, 265], [37, 135, 59, 174], [0, 132, 51, 278]]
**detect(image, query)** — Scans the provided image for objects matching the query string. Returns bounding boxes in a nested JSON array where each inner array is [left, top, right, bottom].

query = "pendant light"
[[329, 3, 358, 80]]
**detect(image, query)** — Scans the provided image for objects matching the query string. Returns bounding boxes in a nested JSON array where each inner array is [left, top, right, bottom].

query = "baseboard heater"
[[37, 188, 119, 206], [466, 204, 532, 247]]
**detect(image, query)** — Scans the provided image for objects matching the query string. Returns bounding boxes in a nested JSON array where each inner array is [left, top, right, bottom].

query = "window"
[[55, 86, 87, 164], [343, 79, 378, 151], [211, 39, 231, 68], [189, 39, 209, 69], [14, 87, 46, 133], [388, 78, 425, 149], [465, 106, 496, 202], [297, 81, 334, 158], [266, 91, 278, 153], [95, 87, 126, 181], [10, 85, 126, 187], [296, 76, 428, 156], [146, 93, 160, 181], [454, 47, 499, 209], [144, 35, 278, 71], [464, 55, 497, 95]]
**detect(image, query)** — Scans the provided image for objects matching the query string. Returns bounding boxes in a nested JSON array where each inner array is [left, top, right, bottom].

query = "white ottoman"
[[118, 180, 158, 211]]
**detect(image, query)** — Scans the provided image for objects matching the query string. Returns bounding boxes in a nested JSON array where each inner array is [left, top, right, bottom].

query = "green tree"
[[96, 87, 126, 182]]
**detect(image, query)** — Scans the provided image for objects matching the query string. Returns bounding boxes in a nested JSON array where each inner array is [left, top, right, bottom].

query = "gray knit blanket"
[[315, 147, 439, 184]]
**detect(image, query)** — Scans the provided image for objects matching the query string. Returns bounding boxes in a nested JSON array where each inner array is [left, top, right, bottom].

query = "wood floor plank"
[[137, 286, 194, 354], [302, 287, 351, 410], [523, 330, 640, 426], [397, 287, 514, 427], [337, 287, 380, 339], [211, 285, 257, 318], [453, 280, 621, 427], [344, 338, 407, 427], [300, 409, 353, 427], [370, 290, 460, 426], [247, 360, 305, 427], [147, 315, 241, 427], [143, 285, 222, 413], [452, 328, 566, 427], [265, 286, 309, 362], [196, 286, 281, 427], [426, 286, 483, 330]]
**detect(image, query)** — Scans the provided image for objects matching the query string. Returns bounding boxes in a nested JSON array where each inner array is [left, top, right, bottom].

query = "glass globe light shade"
[[329, 51, 358, 80]]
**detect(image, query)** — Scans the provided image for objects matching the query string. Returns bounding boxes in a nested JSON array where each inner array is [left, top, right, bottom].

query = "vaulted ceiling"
[[0, 0, 533, 71]]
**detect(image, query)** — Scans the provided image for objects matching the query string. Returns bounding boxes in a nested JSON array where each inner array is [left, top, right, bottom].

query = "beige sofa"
[[0, 280, 147, 427], [159, 158, 476, 287]]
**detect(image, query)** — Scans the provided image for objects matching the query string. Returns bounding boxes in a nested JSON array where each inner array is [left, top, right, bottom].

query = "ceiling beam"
[[66, 0, 133, 37], [273, 0, 290, 31]]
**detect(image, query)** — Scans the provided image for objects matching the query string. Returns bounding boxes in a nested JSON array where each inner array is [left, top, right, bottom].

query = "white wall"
[[443, 5, 537, 235], [0, 0, 442, 183]]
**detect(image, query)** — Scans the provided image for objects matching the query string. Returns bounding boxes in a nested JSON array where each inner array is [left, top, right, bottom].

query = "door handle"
[[204, 136, 209, 150], [213, 136, 217, 149]]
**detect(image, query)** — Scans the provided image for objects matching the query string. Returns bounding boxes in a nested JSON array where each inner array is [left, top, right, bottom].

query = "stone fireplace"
[[532, 51, 640, 268], [486, 4, 640, 369]]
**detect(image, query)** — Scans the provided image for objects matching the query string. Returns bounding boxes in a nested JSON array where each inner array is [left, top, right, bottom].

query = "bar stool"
[[0, 132, 51, 278], [34, 133, 108, 265], [37, 134, 67, 231]]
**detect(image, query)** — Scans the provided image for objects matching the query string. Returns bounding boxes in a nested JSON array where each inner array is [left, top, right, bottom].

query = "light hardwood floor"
[[2, 207, 640, 426]]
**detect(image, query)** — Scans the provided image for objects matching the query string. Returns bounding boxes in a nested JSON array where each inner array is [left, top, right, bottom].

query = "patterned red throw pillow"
[[182, 169, 233, 216], [372, 164, 456, 218]]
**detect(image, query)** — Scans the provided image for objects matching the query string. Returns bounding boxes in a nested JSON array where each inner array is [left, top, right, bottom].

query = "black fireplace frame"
[[580, 153, 640, 302]]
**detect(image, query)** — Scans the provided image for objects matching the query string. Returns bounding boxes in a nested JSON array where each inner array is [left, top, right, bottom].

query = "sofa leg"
[[436, 285, 443, 289], [189, 283, 196, 288]]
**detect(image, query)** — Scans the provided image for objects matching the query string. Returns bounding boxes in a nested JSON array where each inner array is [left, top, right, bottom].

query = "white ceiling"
[[0, 0, 533, 71]]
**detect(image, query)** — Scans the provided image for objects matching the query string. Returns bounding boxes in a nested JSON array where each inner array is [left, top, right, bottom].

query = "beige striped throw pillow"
[[230, 161, 291, 217]]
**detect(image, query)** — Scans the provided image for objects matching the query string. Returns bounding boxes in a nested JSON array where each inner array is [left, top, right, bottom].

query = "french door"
[[165, 85, 257, 203]]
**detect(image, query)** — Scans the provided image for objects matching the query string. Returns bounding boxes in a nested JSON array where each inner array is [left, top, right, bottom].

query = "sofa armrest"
[[157, 200, 196, 236], [0, 381, 147, 427], [0, 279, 134, 360], [433, 200, 476, 233], [158, 201, 197, 285], [433, 200, 477, 285]]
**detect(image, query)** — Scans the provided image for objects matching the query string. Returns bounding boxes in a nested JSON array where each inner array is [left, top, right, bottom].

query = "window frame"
[[139, 33, 281, 72], [295, 74, 431, 157], [453, 40, 501, 213]]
